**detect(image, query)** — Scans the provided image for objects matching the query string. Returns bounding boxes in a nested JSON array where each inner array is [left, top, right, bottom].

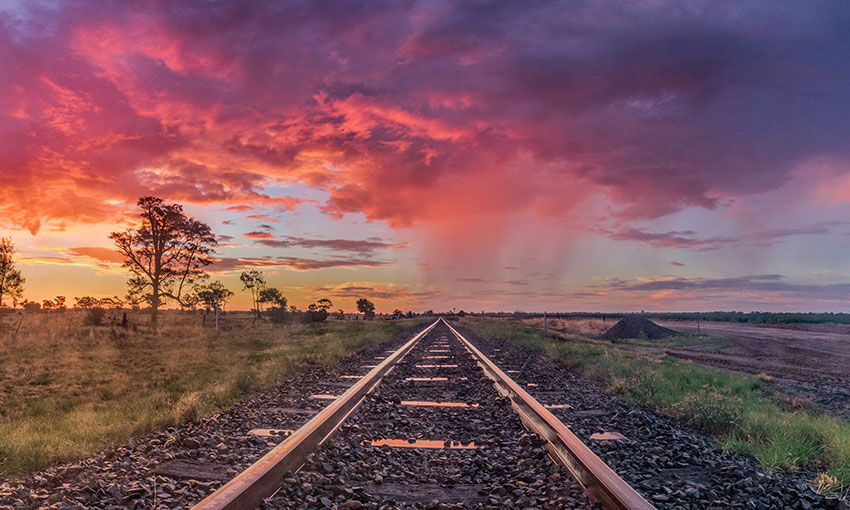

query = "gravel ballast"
[[264, 321, 592, 510]]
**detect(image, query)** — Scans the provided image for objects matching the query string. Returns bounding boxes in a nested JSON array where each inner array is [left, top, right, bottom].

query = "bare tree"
[[110, 197, 216, 329], [240, 269, 266, 319], [0, 237, 25, 308]]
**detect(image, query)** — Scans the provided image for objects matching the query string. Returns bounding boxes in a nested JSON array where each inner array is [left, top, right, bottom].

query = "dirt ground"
[[656, 320, 850, 420]]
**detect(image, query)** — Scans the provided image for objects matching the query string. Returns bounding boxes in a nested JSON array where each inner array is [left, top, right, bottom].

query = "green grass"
[[0, 311, 426, 477], [617, 333, 727, 350], [460, 318, 850, 494]]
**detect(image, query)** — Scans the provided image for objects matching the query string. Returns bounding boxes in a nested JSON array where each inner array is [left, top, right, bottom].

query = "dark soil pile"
[[601, 315, 677, 341]]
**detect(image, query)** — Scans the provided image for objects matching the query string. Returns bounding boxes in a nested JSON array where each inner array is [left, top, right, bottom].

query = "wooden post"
[[14, 313, 24, 338], [543, 311, 548, 338], [215, 293, 220, 331]]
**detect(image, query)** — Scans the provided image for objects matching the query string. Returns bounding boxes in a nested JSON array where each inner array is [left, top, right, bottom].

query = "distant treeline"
[[503, 311, 850, 325]]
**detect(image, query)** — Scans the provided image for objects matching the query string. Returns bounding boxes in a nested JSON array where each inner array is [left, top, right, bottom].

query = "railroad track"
[[0, 318, 836, 509], [194, 318, 653, 510]]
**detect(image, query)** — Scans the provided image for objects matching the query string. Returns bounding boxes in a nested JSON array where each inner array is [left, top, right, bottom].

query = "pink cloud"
[[1, 0, 848, 317], [242, 231, 275, 239]]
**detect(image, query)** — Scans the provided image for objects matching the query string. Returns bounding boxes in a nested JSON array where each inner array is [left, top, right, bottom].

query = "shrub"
[[302, 308, 328, 324], [83, 307, 106, 326], [266, 306, 287, 324], [23, 302, 42, 313], [671, 389, 743, 435]]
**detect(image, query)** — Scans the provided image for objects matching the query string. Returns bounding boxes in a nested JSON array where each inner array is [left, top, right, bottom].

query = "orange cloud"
[[242, 231, 275, 239], [66, 247, 124, 264]]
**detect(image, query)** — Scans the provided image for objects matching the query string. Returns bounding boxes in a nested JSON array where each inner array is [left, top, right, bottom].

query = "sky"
[[2, 0, 850, 312]]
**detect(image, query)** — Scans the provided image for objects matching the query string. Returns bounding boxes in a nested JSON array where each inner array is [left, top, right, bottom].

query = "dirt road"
[[657, 321, 850, 419]]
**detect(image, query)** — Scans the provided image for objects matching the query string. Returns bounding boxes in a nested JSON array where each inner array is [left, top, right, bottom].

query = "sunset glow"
[[3, 1, 850, 311]]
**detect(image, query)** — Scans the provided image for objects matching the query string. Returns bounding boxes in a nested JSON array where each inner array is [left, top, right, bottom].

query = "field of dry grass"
[[0, 309, 424, 477], [521, 317, 610, 337]]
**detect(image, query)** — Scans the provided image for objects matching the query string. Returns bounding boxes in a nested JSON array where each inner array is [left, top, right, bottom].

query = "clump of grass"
[[671, 389, 743, 435], [814, 472, 840, 495], [606, 376, 628, 394], [460, 317, 850, 491], [173, 392, 205, 423]]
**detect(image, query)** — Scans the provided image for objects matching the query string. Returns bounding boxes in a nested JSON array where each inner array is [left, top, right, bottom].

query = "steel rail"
[[442, 318, 655, 510], [192, 319, 441, 510]]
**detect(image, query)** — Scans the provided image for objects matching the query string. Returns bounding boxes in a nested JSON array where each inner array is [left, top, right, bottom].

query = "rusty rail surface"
[[192, 319, 441, 510], [442, 318, 655, 510]]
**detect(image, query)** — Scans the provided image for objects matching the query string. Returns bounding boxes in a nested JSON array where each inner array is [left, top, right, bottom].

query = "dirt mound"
[[601, 315, 677, 341]]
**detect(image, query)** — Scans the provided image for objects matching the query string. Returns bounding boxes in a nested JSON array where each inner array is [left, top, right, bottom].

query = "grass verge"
[[460, 317, 850, 495], [0, 311, 426, 477]]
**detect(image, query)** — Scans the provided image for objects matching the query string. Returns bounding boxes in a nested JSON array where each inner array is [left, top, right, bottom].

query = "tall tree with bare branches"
[[240, 269, 266, 319], [110, 197, 216, 329], [0, 237, 25, 308]]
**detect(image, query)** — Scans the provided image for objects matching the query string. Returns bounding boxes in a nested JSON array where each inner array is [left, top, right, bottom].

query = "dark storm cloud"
[[1, 0, 849, 232]]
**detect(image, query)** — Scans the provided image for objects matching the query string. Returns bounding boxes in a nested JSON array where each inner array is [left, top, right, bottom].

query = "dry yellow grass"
[[0, 309, 423, 477], [522, 317, 610, 336]]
